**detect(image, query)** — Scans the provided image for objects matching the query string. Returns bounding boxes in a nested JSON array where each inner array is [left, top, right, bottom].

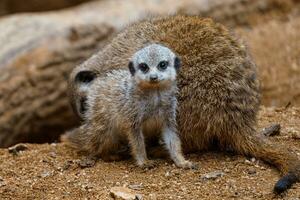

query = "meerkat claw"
[[190, 162, 199, 170], [177, 160, 197, 170], [139, 160, 158, 169]]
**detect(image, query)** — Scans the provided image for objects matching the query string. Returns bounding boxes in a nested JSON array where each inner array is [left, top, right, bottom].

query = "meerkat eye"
[[138, 63, 149, 73], [157, 61, 169, 71]]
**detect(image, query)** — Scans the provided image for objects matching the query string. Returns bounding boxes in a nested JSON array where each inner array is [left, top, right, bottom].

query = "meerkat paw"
[[138, 160, 158, 169], [176, 160, 198, 170]]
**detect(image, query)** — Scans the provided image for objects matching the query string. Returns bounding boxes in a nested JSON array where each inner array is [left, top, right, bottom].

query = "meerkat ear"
[[128, 61, 135, 76], [75, 71, 96, 83], [174, 57, 181, 71]]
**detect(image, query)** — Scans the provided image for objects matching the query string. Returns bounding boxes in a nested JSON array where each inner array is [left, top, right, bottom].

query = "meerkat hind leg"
[[162, 126, 195, 169]]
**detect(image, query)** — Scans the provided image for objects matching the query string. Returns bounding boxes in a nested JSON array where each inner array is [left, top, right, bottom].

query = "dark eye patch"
[[138, 63, 149, 73], [79, 96, 87, 115], [75, 71, 96, 83], [174, 57, 181, 71], [157, 61, 168, 71], [128, 61, 135, 76]]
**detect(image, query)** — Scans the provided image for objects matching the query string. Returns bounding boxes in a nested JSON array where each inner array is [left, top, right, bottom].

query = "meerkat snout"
[[149, 73, 158, 82], [128, 44, 181, 89]]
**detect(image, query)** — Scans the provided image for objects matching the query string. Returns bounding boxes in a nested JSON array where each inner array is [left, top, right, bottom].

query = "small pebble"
[[128, 184, 143, 190], [149, 193, 157, 200], [292, 132, 300, 140], [110, 186, 141, 200], [0, 177, 6, 187], [82, 183, 93, 191], [40, 171, 51, 178], [49, 152, 57, 158], [201, 170, 224, 180], [261, 124, 281, 136], [77, 158, 96, 169], [0, 181, 6, 187], [62, 160, 73, 171], [247, 168, 256, 175], [245, 159, 252, 164], [165, 171, 171, 177], [8, 144, 28, 155]]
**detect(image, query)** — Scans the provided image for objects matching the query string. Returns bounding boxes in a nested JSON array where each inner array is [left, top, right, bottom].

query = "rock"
[[128, 184, 143, 190], [82, 183, 93, 191], [149, 193, 157, 200], [201, 170, 224, 180], [165, 171, 171, 177], [77, 158, 96, 169], [0, 181, 6, 187], [40, 171, 51, 178], [244, 159, 252, 165], [61, 160, 73, 171], [49, 151, 57, 158], [261, 124, 281, 136], [247, 168, 256, 175], [292, 132, 300, 140], [110, 186, 142, 200], [8, 144, 28, 155], [0, 177, 5, 187]]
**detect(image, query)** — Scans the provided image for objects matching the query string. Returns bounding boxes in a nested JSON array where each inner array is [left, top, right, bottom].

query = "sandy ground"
[[0, 107, 299, 200]]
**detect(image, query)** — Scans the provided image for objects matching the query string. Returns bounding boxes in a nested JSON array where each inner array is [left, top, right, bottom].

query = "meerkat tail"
[[229, 133, 300, 193], [61, 124, 101, 156], [60, 126, 88, 151], [62, 124, 128, 161]]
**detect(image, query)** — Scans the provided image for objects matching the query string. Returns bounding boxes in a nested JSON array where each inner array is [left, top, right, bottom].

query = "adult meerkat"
[[67, 15, 300, 193], [65, 44, 194, 169]]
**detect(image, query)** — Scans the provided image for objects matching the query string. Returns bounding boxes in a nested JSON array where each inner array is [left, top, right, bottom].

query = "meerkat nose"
[[150, 74, 158, 82]]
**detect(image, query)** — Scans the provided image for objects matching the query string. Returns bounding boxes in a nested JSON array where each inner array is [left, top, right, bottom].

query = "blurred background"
[[0, 0, 299, 147]]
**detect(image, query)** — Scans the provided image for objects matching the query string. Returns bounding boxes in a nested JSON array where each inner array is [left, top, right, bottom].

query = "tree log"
[[0, 0, 93, 16], [0, 0, 299, 147]]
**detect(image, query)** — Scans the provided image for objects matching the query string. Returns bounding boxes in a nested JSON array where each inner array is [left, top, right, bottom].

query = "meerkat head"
[[128, 44, 181, 89]]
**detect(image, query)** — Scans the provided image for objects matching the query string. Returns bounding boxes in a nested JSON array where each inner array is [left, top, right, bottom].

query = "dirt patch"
[[0, 107, 299, 199]]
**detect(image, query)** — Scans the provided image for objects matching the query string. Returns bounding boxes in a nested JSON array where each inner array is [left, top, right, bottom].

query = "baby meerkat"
[[65, 44, 193, 169]]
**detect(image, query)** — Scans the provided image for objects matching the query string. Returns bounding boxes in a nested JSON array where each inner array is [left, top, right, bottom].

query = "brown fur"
[[66, 15, 300, 192]]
